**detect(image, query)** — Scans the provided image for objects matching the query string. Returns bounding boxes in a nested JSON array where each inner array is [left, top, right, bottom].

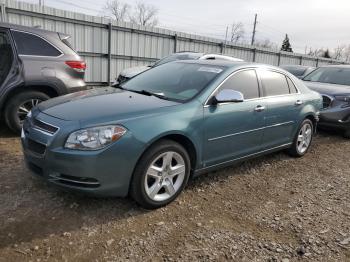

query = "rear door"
[[0, 28, 23, 97], [257, 69, 302, 149]]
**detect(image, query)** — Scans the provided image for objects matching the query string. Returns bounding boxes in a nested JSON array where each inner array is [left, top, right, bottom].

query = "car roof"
[[318, 64, 350, 69], [177, 60, 282, 71], [0, 22, 61, 37], [281, 65, 315, 69]]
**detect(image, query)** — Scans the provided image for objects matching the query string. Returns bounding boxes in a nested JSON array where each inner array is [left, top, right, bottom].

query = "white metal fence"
[[0, 0, 345, 85]]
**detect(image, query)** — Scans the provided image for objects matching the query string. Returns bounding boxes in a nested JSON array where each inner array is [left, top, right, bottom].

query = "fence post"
[[107, 22, 112, 85], [277, 52, 281, 66], [0, 3, 6, 22], [252, 48, 257, 62], [299, 56, 303, 65], [219, 42, 224, 54], [174, 34, 178, 53], [316, 58, 319, 67]]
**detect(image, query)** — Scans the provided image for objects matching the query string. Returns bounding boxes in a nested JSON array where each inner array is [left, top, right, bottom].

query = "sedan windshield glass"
[[121, 62, 226, 102], [303, 67, 350, 86]]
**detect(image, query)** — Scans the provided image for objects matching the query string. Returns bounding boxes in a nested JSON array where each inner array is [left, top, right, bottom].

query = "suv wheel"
[[287, 119, 314, 157], [4, 91, 50, 133], [130, 139, 191, 209]]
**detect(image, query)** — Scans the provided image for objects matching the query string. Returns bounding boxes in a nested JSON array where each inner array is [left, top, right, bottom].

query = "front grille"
[[33, 119, 59, 135], [322, 95, 332, 109], [27, 138, 46, 155]]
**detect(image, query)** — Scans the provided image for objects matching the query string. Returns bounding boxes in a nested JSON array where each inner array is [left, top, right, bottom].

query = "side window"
[[260, 70, 290, 96], [218, 70, 260, 99], [11, 31, 61, 57], [286, 77, 298, 93]]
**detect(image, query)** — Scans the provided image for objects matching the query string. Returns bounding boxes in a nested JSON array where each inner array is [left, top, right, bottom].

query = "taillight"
[[65, 61, 86, 73]]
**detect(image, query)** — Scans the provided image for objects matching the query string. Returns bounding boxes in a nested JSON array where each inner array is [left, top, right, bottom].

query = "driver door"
[[203, 69, 266, 167]]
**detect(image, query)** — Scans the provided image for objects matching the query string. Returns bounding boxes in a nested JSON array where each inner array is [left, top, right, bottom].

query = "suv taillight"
[[65, 61, 86, 73]]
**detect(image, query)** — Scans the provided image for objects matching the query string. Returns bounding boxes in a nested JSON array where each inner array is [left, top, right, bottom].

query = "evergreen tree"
[[323, 49, 331, 58], [281, 34, 293, 52]]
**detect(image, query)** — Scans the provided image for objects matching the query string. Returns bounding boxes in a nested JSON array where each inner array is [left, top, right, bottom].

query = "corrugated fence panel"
[[0, 0, 346, 84]]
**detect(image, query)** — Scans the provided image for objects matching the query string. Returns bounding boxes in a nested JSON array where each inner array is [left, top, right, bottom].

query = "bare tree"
[[129, 2, 158, 27], [230, 22, 245, 43], [255, 38, 278, 50], [333, 45, 346, 60], [103, 0, 130, 22]]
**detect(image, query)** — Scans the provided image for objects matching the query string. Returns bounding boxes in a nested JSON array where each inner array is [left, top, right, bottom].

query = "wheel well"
[[1, 85, 59, 112], [150, 134, 197, 171], [305, 114, 317, 132]]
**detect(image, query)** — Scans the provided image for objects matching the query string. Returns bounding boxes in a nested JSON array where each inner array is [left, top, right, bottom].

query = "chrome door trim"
[[204, 67, 302, 108], [207, 121, 294, 141]]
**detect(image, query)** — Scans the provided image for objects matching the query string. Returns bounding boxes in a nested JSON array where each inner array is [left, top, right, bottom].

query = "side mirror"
[[213, 89, 244, 104]]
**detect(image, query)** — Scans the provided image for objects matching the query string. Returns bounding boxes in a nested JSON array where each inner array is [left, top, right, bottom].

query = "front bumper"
[[318, 105, 350, 130], [21, 112, 144, 197]]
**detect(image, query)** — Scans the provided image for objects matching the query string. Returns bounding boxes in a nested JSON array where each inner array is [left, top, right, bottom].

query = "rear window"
[[260, 70, 290, 96], [12, 30, 62, 57]]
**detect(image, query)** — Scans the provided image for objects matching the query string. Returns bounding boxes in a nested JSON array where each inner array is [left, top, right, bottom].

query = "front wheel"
[[343, 129, 350, 139], [287, 119, 314, 157], [130, 140, 191, 209], [4, 91, 50, 134]]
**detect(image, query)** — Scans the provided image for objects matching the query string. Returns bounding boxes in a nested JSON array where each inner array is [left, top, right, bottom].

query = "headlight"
[[335, 95, 350, 102], [65, 125, 127, 150], [335, 95, 350, 108]]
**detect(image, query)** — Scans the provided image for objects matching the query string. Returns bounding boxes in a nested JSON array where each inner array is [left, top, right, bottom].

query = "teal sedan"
[[21, 61, 322, 209]]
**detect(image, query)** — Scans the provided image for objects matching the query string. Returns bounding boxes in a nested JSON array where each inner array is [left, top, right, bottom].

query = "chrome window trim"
[[204, 67, 301, 107], [11, 29, 64, 58], [198, 142, 293, 171], [208, 121, 294, 141]]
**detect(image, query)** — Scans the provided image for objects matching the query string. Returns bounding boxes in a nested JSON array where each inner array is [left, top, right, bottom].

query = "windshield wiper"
[[129, 89, 169, 100]]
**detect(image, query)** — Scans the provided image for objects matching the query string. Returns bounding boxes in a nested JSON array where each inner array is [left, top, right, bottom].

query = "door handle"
[[254, 105, 265, 112], [295, 100, 303, 106]]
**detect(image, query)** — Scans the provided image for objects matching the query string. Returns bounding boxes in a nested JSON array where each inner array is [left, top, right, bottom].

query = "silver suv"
[[0, 22, 86, 133]]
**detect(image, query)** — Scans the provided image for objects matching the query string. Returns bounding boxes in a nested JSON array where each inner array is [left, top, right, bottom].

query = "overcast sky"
[[25, 0, 350, 53]]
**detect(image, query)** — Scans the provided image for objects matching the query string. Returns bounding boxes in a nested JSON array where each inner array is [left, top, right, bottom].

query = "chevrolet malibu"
[[22, 61, 322, 209]]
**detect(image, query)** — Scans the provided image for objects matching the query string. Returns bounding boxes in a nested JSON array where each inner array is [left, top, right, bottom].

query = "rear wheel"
[[4, 91, 50, 134], [287, 119, 314, 157], [130, 140, 191, 209]]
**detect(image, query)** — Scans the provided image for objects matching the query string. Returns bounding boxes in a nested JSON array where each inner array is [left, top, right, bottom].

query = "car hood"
[[37, 87, 179, 122], [120, 66, 150, 78], [303, 81, 350, 95]]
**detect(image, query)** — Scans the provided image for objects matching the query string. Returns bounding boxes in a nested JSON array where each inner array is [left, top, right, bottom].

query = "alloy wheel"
[[144, 151, 186, 202], [297, 123, 312, 154], [17, 99, 41, 124]]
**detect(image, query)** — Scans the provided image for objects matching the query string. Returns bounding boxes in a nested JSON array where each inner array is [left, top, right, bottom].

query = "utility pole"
[[251, 13, 257, 46], [223, 25, 229, 53]]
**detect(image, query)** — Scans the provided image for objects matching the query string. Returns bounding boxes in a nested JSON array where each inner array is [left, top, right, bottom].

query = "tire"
[[4, 91, 50, 134], [344, 129, 350, 139], [287, 119, 314, 157], [130, 139, 191, 209]]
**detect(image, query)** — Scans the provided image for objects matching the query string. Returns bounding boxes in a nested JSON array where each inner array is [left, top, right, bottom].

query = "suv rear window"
[[12, 30, 62, 57]]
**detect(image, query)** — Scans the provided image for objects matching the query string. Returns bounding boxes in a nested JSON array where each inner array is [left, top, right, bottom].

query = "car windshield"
[[121, 62, 226, 102], [303, 67, 350, 86], [282, 66, 307, 77], [153, 53, 203, 67]]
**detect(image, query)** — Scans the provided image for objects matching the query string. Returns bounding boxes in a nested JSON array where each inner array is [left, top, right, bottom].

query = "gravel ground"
[[0, 124, 349, 262]]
